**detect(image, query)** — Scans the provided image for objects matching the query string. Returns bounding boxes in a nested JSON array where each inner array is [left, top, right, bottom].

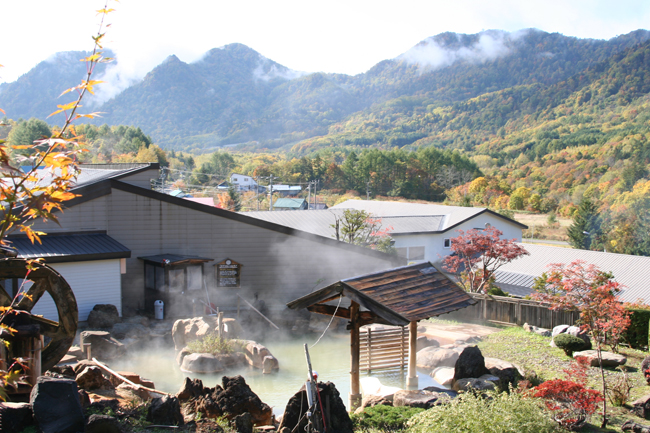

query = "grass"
[[477, 326, 650, 432], [514, 212, 571, 242], [186, 333, 240, 355]]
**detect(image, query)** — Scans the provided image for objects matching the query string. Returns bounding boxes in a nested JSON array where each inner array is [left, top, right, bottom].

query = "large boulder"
[[452, 346, 490, 384], [176, 377, 208, 401], [216, 376, 273, 426], [87, 304, 120, 328], [484, 357, 523, 388], [172, 316, 243, 350], [632, 394, 650, 419], [550, 325, 591, 350], [417, 335, 440, 351], [86, 414, 121, 433], [552, 325, 571, 338], [180, 353, 225, 374], [431, 367, 455, 387], [623, 420, 650, 432], [0, 402, 34, 432], [417, 347, 459, 372], [75, 366, 113, 391], [393, 390, 451, 409], [573, 350, 627, 367], [147, 395, 184, 426], [30, 377, 85, 433], [80, 330, 126, 360], [452, 378, 496, 392], [240, 340, 279, 371], [279, 381, 351, 433]]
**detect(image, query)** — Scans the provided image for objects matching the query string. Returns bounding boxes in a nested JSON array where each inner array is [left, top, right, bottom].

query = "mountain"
[[1, 29, 650, 152]]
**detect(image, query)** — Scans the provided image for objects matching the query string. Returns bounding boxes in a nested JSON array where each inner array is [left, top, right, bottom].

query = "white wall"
[[30, 260, 122, 322], [393, 213, 523, 265]]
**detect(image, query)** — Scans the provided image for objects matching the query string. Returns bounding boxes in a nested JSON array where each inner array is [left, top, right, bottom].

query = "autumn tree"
[[533, 260, 631, 428], [567, 198, 602, 250], [331, 209, 394, 253], [442, 226, 529, 293]]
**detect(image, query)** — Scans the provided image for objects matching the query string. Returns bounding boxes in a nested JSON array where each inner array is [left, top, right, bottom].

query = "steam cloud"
[[253, 57, 308, 82], [398, 31, 524, 70]]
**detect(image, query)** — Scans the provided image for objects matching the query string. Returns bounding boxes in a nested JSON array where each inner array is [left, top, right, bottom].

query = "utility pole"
[[255, 176, 259, 211], [366, 180, 371, 200], [307, 182, 311, 210], [314, 179, 319, 209], [268, 176, 273, 211]]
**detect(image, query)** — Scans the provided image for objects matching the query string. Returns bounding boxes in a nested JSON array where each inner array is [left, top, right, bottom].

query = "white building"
[[229, 173, 258, 192]]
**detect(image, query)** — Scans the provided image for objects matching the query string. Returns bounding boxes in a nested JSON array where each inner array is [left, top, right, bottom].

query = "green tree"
[[227, 184, 242, 212], [7, 118, 52, 155], [331, 209, 394, 253], [567, 198, 602, 250]]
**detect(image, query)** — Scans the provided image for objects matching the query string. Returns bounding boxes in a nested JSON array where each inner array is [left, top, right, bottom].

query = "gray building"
[[21, 163, 404, 319]]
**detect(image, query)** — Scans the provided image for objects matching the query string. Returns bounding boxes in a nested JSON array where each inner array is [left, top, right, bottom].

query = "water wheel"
[[0, 258, 78, 372]]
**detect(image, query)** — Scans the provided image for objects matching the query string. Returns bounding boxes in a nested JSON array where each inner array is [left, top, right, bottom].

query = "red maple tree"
[[442, 226, 529, 293], [534, 260, 631, 428]]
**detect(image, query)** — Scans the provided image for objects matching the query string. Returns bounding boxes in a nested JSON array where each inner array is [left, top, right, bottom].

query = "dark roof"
[[8, 232, 131, 263], [61, 179, 404, 265], [287, 262, 476, 326], [138, 253, 213, 267]]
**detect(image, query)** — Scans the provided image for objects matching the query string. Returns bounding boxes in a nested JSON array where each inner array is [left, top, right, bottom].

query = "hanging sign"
[[215, 258, 242, 288]]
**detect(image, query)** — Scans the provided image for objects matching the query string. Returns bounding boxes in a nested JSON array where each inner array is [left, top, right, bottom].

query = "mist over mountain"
[[1, 29, 649, 152]]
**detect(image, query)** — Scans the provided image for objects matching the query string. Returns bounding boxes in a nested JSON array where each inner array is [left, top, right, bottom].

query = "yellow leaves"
[[49, 101, 81, 118], [96, 8, 115, 14]]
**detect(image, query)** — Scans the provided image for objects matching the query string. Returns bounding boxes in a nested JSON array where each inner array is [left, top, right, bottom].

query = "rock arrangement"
[[279, 381, 352, 433]]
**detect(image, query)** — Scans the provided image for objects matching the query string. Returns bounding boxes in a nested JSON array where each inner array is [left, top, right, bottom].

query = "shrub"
[[487, 286, 509, 297], [351, 405, 424, 432], [624, 308, 650, 349], [186, 334, 238, 355], [607, 367, 632, 407], [553, 333, 585, 356], [406, 389, 562, 433]]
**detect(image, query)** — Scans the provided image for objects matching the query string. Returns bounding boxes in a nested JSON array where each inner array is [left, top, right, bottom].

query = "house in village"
[[229, 173, 258, 192], [272, 198, 308, 211], [270, 184, 302, 197], [244, 199, 526, 264], [10, 164, 403, 322]]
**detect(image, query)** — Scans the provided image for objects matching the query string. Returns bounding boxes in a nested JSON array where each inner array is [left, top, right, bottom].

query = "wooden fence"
[[445, 293, 580, 329], [360, 326, 408, 373]]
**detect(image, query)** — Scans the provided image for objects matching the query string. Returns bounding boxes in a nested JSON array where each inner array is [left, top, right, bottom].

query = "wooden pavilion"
[[287, 262, 476, 409]]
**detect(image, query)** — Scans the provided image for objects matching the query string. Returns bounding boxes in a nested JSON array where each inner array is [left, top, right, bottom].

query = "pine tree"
[[228, 184, 242, 212], [567, 199, 601, 250]]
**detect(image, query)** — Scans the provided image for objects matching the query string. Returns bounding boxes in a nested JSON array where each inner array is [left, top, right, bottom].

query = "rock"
[[431, 367, 455, 387], [452, 378, 496, 392], [455, 336, 481, 345], [76, 366, 113, 391], [484, 357, 522, 388], [67, 345, 86, 361], [148, 395, 184, 426], [478, 374, 501, 383], [552, 325, 571, 338], [416, 335, 439, 351], [80, 330, 126, 360], [262, 356, 276, 374], [87, 304, 121, 328], [172, 316, 225, 350], [623, 420, 650, 433], [108, 371, 142, 387], [566, 326, 592, 349], [73, 359, 99, 375], [422, 386, 457, 399], [573, 350, 627, 367], [240, 340, 279, 371], [356, 394, 393, 413], [633, 394, 650, 419], [111, 322, 149, 340], [117, 382, 151, 401], [533, 327, 552, 337], [177, 377, 208, 401], [30, 377, 85, 433], [216, 376, 273, 426], [176, 347, 191, 366], [79, 389, 91, 409], [523, 323, 533, 332], [393, 390, 451, 409], [0, 402, 34, 432], [233, 412, 254, 433], [180, 353, 225, 374], [453, 346, 490, 384], [48, 364, 76, 378], [279, 381, 351, 433], [86, 414, 121, 433], [643, 356, 650, 385], [416, 347, 459, 372]]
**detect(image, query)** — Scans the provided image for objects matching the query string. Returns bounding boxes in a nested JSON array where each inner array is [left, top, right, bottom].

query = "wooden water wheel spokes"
[[0, 258, 78, 373]]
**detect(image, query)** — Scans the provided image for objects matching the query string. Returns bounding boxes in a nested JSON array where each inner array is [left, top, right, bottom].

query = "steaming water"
[[109, 334, 438, 416]]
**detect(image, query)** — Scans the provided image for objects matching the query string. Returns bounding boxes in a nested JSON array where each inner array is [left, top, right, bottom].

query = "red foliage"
[[442, 226, 529, 293], [532, 359, 603, 430]]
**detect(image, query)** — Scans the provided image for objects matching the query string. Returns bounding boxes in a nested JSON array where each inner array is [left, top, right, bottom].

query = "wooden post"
[[349, 301, 361, 411], [218, 312, 224, 338], [407, 320, 418, 388]]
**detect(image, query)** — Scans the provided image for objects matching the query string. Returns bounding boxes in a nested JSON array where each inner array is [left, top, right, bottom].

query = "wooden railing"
[[360, 326, 408, 373], [445, 293, 579, 329]]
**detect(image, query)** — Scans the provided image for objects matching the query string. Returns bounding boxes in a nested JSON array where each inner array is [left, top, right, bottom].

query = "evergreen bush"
[[351, 405, 424, 432], [553, 333, 586, 356]]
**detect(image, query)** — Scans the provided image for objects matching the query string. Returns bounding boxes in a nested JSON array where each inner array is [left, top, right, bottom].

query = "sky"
[[1, 0, 649, 88]]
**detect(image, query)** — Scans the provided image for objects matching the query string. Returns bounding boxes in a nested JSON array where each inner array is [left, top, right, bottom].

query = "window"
[[233, 177, 238, 182], [396, 247, 408, 258], [444, 238, 451, 248], [409, 246, 425, 260]]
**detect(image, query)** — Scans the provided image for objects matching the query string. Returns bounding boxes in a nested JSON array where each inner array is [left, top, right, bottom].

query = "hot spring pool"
[[108, 334, 438, 415]]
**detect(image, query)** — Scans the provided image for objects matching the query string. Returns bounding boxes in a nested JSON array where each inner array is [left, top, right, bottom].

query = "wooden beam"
[[406, 320, 418, 388], [349, 301, 361, 411], [307, 304, 377, 323]]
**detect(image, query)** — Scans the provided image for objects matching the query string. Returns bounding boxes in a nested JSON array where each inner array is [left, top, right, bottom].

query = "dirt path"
[[418, 321, 502, 345]]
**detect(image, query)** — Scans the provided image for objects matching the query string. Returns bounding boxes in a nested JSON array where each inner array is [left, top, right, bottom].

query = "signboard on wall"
[[215, 258, 242, 288]]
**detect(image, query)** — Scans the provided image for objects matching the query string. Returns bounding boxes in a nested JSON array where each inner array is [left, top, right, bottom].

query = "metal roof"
[[8, 232, 131, 263], [137, 253, 213, 267], [330, 199, 527, 231], [273, 198, 306, 209], [241, 209, 446, 238], [495, 244, 650, 303], [287, 262, 476, 326]]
